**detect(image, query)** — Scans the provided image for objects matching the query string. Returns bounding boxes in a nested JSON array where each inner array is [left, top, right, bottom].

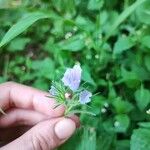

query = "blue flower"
[[79, 90, 92, 104], [62, 64, 82, 91], [49, 85, 57, 96]]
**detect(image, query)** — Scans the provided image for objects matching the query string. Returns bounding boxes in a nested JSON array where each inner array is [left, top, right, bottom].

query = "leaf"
[[134, 85, 150, 111], [114, 114, 130, 133], [138, 122, 150, 129], [131, 128, 150, 150], [0, 12, 51, 47], [141, 36, 150, 49], [87, 0, 103, 10], [77, 127, 96, 150], [113, 36, 135, 54], [31, 58, 55, 79], [59, 34, 85, 51], [97, 132, 115, 150], [112, 97, 134, 114], [7, 37, 30, 51], [105, 0, 147, 40], [144, 55, 150, 71], [82, 65, 96, 86], [136, 0, 150, 24]]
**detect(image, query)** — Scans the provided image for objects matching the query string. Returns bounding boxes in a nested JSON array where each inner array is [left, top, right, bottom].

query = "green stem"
[[67, 110, 96, 116]]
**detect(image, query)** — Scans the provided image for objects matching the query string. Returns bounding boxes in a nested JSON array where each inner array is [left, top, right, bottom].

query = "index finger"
[[0, 82, 65, 117]]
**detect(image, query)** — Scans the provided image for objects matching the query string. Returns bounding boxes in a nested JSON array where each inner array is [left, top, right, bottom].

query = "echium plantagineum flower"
[[49, 64, 95, 116]]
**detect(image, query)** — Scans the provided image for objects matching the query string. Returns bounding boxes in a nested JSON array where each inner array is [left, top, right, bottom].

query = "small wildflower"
[[62, 64, 82, 91], [73, 26, 78, 32], [48, 63, 95, 116], [95, 54, 99, 59], [114, 121, 120, 127], [79, 90, 92, 104], [101, 108, 107, 113], [104, 102, 109, 108], [146, 109, 150, 114], [65, 32, 72, 39]]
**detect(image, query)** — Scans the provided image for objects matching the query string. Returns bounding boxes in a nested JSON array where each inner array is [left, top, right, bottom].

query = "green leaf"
[[136, 0, 150, 24], [112, 97, 134, 114], [114, 114, 130, 133], [0, 12, 51, 47], [82, 65, 96, 86], [131, 128, 150, 150], [87, 0, 103, 10], [141, 36, 150, 49], [113, 36, 135, 54], [144, 55, 150, 71], [7, 37, 30, 51], [77, 127, 96, 150], [134, 85, 150, 111], [138, 122, 150, 129], [59, 34, 85, 51], [31, 58, 55, 79], [105, 0, 147, 40]]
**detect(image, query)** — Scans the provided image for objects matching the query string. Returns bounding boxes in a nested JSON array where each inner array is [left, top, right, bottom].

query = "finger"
[[0, 108, 49, 128], [0, 82, 65, 117], [1, 118, 76, 150]]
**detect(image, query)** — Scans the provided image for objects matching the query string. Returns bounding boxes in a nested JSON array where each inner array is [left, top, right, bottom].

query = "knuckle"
[[31, 131, 58, 150], [4, 81, 15, 87]]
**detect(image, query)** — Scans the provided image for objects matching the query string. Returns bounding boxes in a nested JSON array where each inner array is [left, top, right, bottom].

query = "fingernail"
[[54, 118, 76, 140]]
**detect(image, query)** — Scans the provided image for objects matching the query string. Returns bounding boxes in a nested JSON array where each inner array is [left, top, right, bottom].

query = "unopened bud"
[[65, 93, 72, 99]]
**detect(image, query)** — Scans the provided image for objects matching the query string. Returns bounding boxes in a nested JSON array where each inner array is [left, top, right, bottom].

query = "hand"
[[0, 82, 79, 150]]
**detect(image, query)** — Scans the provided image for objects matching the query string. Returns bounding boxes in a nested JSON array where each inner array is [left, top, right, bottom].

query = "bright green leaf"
[[0, 12, 51, 47], [114, 114, 130, 133], [113, 36, 135, 54], [141, 36, 150, 49], [136, 0, 150, 24], [134, 86, 150, 111], [59, 34, 85, 51]]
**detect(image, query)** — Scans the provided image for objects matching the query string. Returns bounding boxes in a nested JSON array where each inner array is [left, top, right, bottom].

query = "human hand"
[[0, 82, 79, 150]]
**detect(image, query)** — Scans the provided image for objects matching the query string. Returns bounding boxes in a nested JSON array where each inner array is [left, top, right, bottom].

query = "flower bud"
[[65, 93, 72, 99]]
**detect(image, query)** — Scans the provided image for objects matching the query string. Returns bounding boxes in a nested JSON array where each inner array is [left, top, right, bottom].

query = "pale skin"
[[0, 82, 79, 150]]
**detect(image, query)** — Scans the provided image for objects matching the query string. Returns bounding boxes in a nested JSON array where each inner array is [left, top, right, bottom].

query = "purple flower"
[[79, 90, 92, 104], [62, 64, 82, 91], [49, 85, 57, 96]]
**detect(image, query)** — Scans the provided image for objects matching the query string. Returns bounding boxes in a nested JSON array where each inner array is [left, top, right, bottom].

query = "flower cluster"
[[48, 64, 95, 116]]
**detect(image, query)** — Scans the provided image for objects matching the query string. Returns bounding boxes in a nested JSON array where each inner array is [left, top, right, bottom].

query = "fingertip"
[[54, 118, 76, 140]]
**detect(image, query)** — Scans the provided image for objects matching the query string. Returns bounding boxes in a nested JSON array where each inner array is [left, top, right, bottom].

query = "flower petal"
[[79, 90, 92, 104], [62, 64, 82, 91], [49, 85, 57, 96]]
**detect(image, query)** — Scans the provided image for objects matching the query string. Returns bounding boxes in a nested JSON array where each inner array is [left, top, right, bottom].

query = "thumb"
[[1, 118, 76, 150]]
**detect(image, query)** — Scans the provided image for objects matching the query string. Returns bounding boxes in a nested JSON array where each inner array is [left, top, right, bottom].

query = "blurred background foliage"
[[0, 0, 150, 149]]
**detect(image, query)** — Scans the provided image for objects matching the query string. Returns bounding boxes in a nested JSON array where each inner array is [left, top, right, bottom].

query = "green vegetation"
[[0, 0, 150, 149]]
